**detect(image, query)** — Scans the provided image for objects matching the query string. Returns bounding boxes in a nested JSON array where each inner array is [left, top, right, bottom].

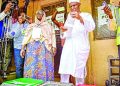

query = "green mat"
[[1, 78, 44, 86]]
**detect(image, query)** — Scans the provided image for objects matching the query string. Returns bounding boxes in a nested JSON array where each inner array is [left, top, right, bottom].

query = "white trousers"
[[60, 74, 84, 85]]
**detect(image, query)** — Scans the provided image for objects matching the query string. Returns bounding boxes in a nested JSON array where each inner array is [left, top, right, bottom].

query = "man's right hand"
[[103, 6, 113, 19], [4, 2, 12, 13]]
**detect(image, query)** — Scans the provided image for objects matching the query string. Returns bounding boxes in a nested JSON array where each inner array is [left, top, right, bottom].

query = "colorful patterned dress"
[[24, 40, 54, 81]]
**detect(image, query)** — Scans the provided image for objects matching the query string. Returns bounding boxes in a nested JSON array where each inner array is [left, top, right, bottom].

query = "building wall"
[[91, 39, 118, 85], [27, 0, 41, 21]]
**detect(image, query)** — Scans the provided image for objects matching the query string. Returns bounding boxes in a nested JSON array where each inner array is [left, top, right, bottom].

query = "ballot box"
[[1, 78, 44, 86]]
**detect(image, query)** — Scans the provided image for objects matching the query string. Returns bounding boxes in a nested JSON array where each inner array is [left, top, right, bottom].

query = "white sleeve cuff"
[[0, 12, 7, 21]]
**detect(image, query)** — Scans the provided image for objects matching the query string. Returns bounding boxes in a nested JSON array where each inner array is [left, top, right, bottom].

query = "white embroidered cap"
[[69, 0, 80, 3]]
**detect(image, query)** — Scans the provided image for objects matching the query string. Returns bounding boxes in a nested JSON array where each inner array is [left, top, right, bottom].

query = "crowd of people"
[[1, 0, 56, 82], [5, 0, 120, 85]]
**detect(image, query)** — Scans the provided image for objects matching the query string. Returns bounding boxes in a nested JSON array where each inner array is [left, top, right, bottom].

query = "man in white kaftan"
[[58, 0, 95, 85]]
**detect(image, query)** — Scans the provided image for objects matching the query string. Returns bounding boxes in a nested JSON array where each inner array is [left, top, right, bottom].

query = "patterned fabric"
[[24, 41, 54, 81]]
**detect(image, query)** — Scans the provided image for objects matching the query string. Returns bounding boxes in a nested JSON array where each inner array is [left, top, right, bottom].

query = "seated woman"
[[20, 10, 56, 81]]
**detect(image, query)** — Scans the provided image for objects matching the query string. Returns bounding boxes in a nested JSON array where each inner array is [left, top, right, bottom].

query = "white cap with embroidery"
[[69, 0, 80, 3]]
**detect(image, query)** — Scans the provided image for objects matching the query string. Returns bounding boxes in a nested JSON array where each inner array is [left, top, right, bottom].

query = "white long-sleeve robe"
[[59, 12, 95, 78]]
